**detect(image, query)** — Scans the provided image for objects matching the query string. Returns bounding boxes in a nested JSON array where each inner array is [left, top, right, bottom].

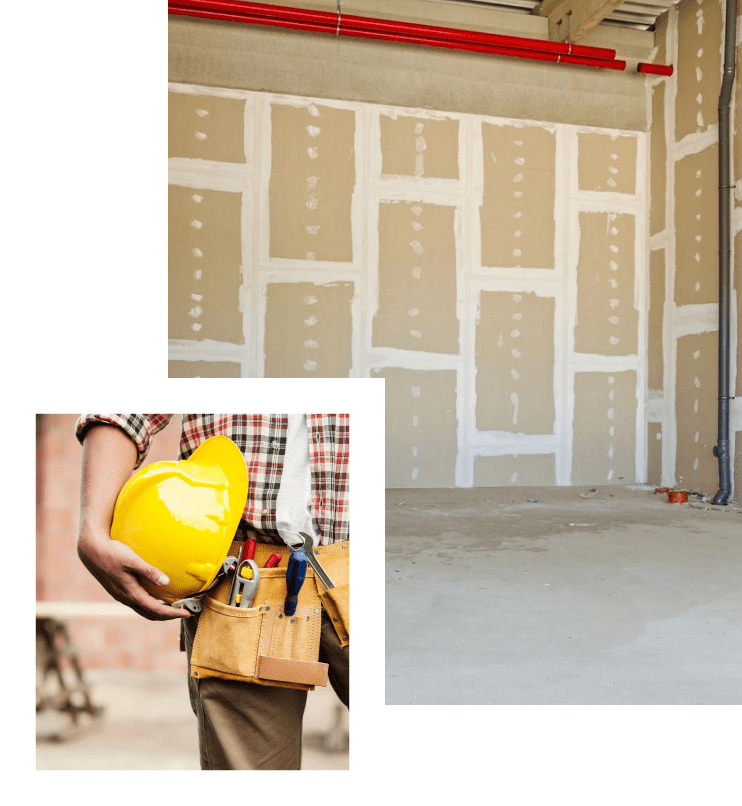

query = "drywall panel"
[[575, 212, 638, 356], [380, 114, 459, 179], [373, 201, 458, 354], [648, 248, 665, 390], [169, 17, 648, 130], [168, 360, 242, 378], [572, 371, 637, 485], [373, 367, 457, 487], [577, 132, 637, 194], [675, 0, 722, 141], [269, 102, 355, 262], [736, 43, 742, 209], [737, 229, 742, 392], [674, 144, 719, 306], [649, 81, 666, 236], [474, 453, 556, 486], [263, 282, 354, 377], [168, 91, 246, 162], [475, 291, 555, 433], [647, 422, 662, 485], [654, 9, 669, 65], [168, 185, 243, 342], [480, 123, 555, 269], [675, 331, 718, 494]]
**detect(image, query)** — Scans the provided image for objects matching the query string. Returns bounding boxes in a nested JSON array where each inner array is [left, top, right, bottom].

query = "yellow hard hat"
[[110, 435, 248, 603]]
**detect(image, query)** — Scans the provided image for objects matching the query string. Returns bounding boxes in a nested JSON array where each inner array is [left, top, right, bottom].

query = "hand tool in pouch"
[[283, 544, 308, 616], [282, 532, 336, 615], [297, 532, 335, 590], [171, 553, 241, 614], [226, 543, 245, 606], [231, 559, 260, 608]]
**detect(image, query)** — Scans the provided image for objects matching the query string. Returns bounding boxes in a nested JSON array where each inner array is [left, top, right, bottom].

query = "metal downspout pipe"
[[712, 0, 738, 505]]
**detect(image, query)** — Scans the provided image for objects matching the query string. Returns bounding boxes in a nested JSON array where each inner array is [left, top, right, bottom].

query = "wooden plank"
[[533, 0, 565, 14], [36, 601, 140, 618], [536, 0, 626, 42]]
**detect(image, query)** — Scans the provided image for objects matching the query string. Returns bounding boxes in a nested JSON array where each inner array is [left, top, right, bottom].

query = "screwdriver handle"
[[264, 553, 282, 568], [283, 548, 307, 616], [245, 538, 257, 561]]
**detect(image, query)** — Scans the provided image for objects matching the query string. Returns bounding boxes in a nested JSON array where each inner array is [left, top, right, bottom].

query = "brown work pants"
[[183, 610, 349, 770]]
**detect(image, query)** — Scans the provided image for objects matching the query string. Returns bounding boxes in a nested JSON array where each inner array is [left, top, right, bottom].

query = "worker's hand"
[[77, 526, 190, 621]]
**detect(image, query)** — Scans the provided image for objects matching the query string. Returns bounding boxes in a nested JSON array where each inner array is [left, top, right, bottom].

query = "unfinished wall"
[[647, 0, 741, 498], [373, 201, 458, 355], [169, 83, 648, 487], [572, 371, 638, 485], [169, 7, 650, 131], [480, 124, 555, 269], [475, 291, 555, 434]]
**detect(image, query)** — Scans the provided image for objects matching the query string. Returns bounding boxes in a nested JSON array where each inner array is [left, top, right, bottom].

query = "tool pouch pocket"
[[190, 565, 325, 691], [312, 542, 350, 648], [189, 540, 349, 691]]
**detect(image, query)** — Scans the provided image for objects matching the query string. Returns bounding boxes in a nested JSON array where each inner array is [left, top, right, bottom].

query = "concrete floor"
[[386, 485, 742, 705], [36, 669, 348, 769]]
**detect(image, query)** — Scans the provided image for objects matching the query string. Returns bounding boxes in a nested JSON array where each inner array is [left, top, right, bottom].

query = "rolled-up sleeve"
[[75, 414, 174, 468]]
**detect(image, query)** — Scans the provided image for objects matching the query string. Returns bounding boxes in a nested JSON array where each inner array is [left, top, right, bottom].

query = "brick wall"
[[36, 414, 186, 671]]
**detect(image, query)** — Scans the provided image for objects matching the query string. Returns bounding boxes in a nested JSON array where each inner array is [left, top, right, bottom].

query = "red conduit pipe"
[[170, 4, 626, 68], [169, 0, 631, 71], [173, 0, 616, 61], [637, 62, 674, 76]]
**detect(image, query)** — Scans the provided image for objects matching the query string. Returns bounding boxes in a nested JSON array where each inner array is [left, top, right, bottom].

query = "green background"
[[8, 0, 742, 806]]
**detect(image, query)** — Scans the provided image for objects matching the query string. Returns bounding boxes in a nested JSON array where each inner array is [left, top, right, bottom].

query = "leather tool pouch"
[[189, 539, 349, 691]]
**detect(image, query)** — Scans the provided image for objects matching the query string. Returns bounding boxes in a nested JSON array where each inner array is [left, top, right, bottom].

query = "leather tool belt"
[[189, 538, 349, 691]]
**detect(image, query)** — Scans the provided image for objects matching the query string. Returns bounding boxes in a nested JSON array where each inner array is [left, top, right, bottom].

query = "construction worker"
[[75, 414, 349, 770]]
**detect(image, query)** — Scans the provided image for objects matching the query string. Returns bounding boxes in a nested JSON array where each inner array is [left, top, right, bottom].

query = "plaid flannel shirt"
[[76, 414, 349, 546]]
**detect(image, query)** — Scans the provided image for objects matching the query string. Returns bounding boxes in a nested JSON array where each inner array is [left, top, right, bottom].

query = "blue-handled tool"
[[283, 545, 308, 616]]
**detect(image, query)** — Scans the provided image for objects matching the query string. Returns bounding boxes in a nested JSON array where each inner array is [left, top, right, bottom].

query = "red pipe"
[[168, 0, 630, 70], [637, 62, 674, 76], [173, 0, 617, 61], [170, 4, 626, 68]]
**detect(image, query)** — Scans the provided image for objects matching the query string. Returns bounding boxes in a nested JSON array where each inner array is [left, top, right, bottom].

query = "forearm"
[[76, 423, 187, 620], [78, 424, 138, 535]]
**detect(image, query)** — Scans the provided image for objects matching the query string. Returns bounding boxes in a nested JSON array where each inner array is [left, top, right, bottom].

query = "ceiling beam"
[[533, 0, 626, 43]]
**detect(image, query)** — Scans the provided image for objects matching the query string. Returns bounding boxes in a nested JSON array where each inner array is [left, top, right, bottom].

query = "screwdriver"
[[283, 545, 307, 616], [264, 553, 282, 568]]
